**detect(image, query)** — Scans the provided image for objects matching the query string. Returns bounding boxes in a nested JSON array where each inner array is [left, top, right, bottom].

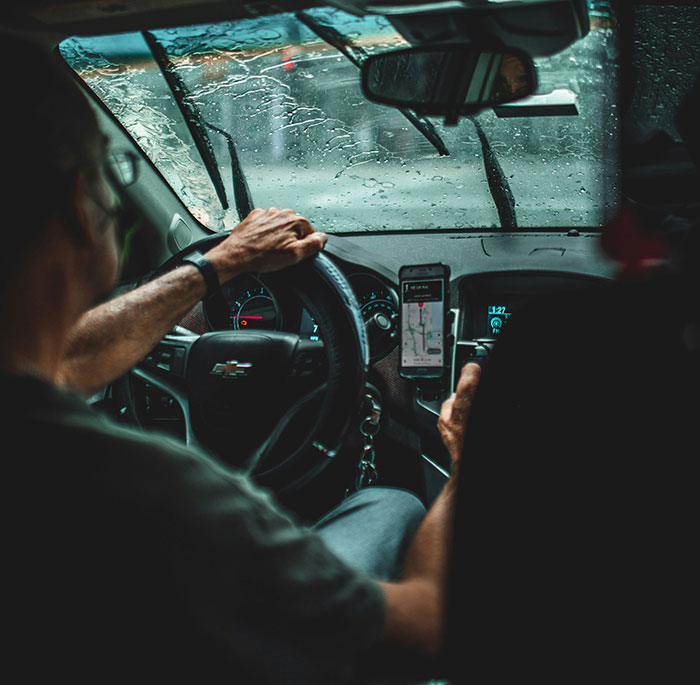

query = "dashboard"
[[189, 232, 616, 399], [451, 270, 608, 390], [145, 230, 617, 480]]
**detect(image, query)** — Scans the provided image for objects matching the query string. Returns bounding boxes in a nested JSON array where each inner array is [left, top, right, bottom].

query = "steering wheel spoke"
[[130, 332, 200, 446]]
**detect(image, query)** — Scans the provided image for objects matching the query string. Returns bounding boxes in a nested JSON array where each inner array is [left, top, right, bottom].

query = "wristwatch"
[[180, 251, 219, 297]]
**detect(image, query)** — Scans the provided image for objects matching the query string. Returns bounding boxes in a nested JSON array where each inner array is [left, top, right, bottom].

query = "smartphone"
[[399, 263, 450, 380]]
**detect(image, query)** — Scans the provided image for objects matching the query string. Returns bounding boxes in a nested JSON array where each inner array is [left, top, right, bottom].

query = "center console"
[[414, 270, 608, 465]]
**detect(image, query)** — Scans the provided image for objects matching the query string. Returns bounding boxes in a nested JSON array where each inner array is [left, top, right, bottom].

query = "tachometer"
[[223, 276, 280, 330], [349, 272, 399, 362]]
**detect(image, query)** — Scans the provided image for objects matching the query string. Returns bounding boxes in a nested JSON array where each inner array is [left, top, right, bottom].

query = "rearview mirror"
[[361, 44, 537, 124]]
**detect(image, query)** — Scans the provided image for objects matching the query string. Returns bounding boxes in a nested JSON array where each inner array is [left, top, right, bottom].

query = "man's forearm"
[[378, 471, 459, 655], [377, 364, 479, 655], [59, 264, 207, 395], [59, 207, 327, 396], [401, 469, 458, 584]]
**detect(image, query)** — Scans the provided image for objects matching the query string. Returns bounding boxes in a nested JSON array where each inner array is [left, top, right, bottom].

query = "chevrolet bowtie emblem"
[[210, 360, 253, 378]]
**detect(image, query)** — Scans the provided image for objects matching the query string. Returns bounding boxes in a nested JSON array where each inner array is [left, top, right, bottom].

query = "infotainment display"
[[487, 304, 513, 337]]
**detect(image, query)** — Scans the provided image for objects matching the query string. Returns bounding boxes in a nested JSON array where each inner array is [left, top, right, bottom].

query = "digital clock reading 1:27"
[[487, 305, 512, 336]]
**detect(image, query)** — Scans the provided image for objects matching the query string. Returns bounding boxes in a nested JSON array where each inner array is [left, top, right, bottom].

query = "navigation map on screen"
[[401, 279, 444, 367]]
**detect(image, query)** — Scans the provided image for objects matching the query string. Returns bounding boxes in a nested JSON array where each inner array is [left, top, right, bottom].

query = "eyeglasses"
[[89, 154, 138, 243], [98, 152, 139, 248]]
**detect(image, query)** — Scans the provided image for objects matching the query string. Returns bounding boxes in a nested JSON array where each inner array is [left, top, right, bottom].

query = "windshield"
[[60, 5, 618, 233]]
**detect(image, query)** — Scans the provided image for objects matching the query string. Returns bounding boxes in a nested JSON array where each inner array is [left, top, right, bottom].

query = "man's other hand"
[[437, 362, 482, 466], [205, 207, 328, 282]]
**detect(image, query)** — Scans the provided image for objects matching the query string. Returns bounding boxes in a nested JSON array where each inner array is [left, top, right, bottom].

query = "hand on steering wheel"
[[204, 207, 328, 282]]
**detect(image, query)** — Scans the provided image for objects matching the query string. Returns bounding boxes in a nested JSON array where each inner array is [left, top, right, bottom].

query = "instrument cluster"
[[205, 269, 399, 363]]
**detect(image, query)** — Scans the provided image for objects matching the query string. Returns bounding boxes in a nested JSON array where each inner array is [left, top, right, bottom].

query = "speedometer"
[[349, 272, 399, 362]]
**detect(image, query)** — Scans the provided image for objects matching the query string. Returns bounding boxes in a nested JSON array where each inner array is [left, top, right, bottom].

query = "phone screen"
[[401, 278, 445, 368]]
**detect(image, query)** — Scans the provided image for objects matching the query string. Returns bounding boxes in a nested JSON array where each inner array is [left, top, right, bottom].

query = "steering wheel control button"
[[156, 350, 173, 371], [291, 340, 324, 377], [143, 344, 187, 377]]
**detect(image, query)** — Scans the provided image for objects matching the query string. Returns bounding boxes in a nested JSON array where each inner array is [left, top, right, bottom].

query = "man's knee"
[[314, 487, 426, 580]]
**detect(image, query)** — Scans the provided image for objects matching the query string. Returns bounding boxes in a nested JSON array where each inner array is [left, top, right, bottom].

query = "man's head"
[[1, 32, 119, 299], [493, 53, 531, 101]]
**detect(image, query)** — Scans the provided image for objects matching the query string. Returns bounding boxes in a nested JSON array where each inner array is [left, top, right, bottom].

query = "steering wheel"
[[123, 234, 369, 494]]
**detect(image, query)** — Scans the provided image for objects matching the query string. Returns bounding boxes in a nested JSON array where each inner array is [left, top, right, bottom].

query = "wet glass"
[[60, 7, 619, 233], [623, 5, 700, 143]]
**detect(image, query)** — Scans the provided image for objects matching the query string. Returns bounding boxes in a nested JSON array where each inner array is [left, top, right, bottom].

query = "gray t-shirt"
[[2, 373, 385, 683]]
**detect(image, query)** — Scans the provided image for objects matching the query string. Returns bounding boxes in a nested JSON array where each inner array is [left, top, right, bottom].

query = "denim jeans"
[[313, 486, 427, 581]]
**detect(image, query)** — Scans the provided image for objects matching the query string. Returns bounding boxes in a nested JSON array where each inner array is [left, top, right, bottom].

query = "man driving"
[[1, 34, 480, 683]]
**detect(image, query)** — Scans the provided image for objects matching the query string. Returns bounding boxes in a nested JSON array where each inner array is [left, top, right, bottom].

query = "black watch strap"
[[181, 250, 219, 296]]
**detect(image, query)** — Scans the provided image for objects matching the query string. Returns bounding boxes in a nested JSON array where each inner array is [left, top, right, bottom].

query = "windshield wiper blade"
[[295, 11, 449, 157], [143, 31, 231, 212], [205, 122, 254, 220], [144, 31, 254, 220], [468, 116, 517, 229]]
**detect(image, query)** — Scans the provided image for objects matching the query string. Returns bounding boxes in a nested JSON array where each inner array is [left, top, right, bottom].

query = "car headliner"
[[1, 0, 318, 39]]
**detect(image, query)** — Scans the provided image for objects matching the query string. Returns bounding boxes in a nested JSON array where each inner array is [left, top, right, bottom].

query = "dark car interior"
[[2, 0, 699, 682]]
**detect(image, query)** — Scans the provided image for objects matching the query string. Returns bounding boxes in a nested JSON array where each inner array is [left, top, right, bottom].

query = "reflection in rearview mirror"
[[361, 44, 537, 124]]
